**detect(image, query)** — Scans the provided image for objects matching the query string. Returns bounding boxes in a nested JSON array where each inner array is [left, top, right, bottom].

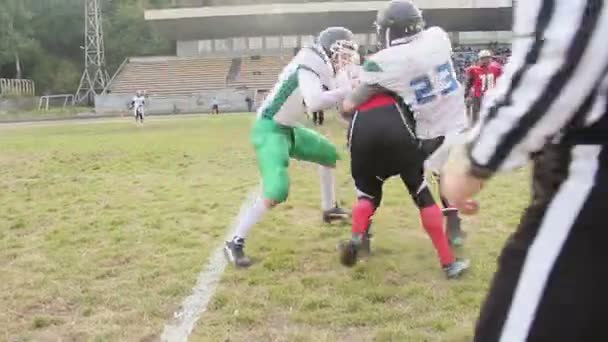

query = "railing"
[[0, 79, 35, 97], [226, 57, 242, 83], [102, 57, 130, 94]]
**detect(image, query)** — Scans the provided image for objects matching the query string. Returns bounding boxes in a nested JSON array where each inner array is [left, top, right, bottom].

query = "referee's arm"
[[466, 0, 607, 179]]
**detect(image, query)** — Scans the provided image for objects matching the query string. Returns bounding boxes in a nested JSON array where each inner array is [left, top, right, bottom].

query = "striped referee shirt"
[[467, 0, 608, 178]]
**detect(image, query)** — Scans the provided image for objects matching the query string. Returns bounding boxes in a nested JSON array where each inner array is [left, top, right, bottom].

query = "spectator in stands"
[[211, 96, 220, 114], [245, 96, 253, 113]]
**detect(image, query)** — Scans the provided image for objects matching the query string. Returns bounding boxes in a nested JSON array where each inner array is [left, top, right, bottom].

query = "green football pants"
[[251, 118, 340, 202]]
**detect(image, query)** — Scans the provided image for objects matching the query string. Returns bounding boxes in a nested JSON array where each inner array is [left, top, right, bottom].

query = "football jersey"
[[335, 63, 363, 90], [360, 27, 466, 139], [257, 47, 334, 127], [466, 62, 503, 98], [132, 96, 145, 110]]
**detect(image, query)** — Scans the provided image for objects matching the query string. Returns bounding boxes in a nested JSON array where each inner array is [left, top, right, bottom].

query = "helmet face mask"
[[316, 26, 356, 73], [330, 39, 359, 72]]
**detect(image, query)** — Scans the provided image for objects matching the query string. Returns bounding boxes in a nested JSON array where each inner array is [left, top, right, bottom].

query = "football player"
[[129, 90, 146, 124], [224, 27, 358, 268], [339, 0, 469, 278], [464, 50, 503, 125]]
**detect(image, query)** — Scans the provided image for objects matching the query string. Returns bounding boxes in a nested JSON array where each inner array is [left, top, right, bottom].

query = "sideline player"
[[129, 90, 146, 124], [224, 27, 358, 268], [464, 50, 503, 125], [343, 0, 467, 246], [338, 0, 470, 277]]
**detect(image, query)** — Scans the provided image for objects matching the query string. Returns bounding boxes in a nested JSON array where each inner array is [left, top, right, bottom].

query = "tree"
[[0, 0, 173, 94], [28, 0, 83, 66], [104, 0, 172, 73], [0, 0, 36, 79]]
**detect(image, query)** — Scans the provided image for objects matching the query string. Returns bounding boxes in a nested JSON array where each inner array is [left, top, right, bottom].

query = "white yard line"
[[160, 244, 228, 342], [160, 188, 260, 342]]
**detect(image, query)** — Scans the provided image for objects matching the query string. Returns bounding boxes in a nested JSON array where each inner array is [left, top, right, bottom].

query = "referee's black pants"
[[474, 143, 608, 342]]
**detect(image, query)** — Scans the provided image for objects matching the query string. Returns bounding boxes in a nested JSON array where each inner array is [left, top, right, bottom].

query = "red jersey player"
[[464, 50, 503, 125]]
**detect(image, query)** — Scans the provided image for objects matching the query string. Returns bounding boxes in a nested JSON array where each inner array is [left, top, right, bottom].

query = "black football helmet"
[[316, 27, 358, 72], [375, 0, 425, 49]]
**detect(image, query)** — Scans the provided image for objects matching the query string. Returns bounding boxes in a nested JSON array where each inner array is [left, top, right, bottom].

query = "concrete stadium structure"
[[96, 0, 513, 115], [148, 0, 512, 56]]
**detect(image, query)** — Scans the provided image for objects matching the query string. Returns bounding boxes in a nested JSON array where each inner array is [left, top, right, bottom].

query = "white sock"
[[319, 166, 337, 211], [233, 194, 268, 241]]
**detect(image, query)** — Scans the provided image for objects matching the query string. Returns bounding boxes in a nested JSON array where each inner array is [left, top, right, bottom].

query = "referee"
[[441, 0, 608, 341]]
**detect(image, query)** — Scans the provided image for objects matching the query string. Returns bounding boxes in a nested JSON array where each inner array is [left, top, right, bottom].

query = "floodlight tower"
[[75, 0, 110, 105]]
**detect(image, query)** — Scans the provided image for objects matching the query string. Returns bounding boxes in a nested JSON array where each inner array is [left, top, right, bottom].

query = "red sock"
[[352, 198, 375, 236], [420, 205, 455, 266]]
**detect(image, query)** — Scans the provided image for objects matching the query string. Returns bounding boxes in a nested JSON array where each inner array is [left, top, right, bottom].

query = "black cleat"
[[223, 238, 252, 268], [444, 208, 465, 247], [443, 259, 470, 279], [338, 238, 360, 267], [338, 231, 371, 267], [323, 206, 350, 224]]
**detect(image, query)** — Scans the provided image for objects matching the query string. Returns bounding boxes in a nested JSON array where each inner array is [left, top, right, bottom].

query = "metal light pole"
[[75, 0, 110, 105]]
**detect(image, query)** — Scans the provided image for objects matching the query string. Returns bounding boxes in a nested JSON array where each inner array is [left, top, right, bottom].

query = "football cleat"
[[443, 259, 470, 279], [223, 238, 252, 268], [338, 231, 371, 267], [323, 205, 351, 224], [338, 238, 360, 267]]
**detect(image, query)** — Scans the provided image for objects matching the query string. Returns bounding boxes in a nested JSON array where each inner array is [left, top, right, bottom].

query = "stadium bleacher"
[[109, 56, 232, 96], [109, 54, 294, 95], [229, 55, 290, 89], [107, 44, 511, 101]]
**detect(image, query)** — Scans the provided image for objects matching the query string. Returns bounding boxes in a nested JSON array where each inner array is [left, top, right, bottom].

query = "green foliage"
[[29, 54, 81, 95], [104, 1, 172, 72], [0, 0, 37, 78], [0, 0, 173, 95]]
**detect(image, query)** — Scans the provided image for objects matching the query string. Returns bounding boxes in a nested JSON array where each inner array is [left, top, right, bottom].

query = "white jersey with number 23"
[[361, 27, 466, 139]]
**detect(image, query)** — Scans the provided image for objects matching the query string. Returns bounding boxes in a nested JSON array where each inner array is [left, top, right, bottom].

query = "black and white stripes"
[[467, 0, 608, 177], [497, 144, 605, 342]]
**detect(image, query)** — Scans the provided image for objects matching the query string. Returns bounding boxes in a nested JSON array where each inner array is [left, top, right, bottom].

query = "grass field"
[[0, 114, 530, 342]]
